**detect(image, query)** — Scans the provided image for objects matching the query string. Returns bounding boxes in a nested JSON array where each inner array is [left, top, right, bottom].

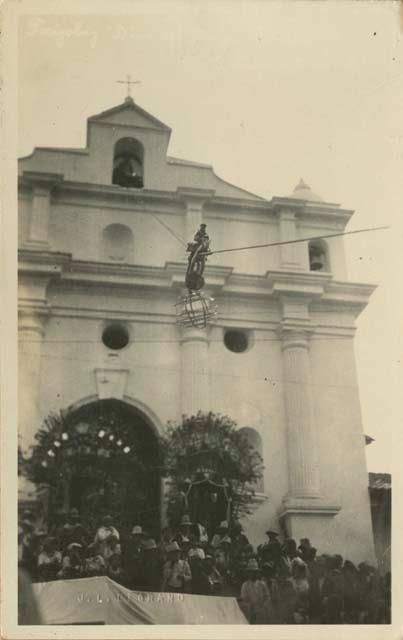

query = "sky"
[[17, 1, 403, 474]]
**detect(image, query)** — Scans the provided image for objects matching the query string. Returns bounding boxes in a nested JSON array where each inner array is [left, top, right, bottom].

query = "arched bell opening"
[[308, 239, 330, 272], [112, 137, 144, 189]]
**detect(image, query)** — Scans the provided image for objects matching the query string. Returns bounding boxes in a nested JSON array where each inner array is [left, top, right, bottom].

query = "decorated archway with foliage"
[[161, 411, 264, 534], [23, 400, 163, 535]]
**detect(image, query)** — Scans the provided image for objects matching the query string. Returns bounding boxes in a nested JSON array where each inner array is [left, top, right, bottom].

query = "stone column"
[[278, 209, 308, 271], [281, 328, 320, 498], [180, 326, 210, 416], [18, 310, 48, 450]]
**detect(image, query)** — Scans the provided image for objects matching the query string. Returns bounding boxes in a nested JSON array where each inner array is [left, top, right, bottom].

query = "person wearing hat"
[[161, 541, 191, 593], [214, 535, 232, 576], [84, 543, 106, 578], [229, 523, 252, 591], [210, 520, 229, 549], [203, 553, 223, 595], [158, 526, 174, 562], [37, 537, 62, 582], [59, 509, 76, 550], [124, 525, 144, 589], [140, 539, 162, 591], [103, 535, 123, 583], [308, 554, 328, 623], [70, 511, 91, 549], [321, 555, 345, 624], [261, 561, 281, 622], [103, 534, 122, 565], [290, 557, 310, 622], [188, 548, 211, 595], [257, 529, 282, 569], [60, 508, 90, 552], [173, 514, 193, 546], [298, 537, 313, 563], [18, 517, 36, 575], [240, 558, 272, 624], [59, 543, 84, 579], [94, 515, 120, 558], [193, 522, 209, 547], [107, 550, 124, 583]]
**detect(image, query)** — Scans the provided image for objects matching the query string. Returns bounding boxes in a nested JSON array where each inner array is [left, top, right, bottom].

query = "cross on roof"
[[116, 75, 141, 100]]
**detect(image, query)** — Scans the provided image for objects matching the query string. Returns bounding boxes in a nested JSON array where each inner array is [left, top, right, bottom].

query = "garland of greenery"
[[21, 408, 263, 531], [161, 411, 264, 525]]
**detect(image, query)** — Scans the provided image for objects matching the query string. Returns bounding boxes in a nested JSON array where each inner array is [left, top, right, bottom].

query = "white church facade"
[[18, 97, 376, 562]]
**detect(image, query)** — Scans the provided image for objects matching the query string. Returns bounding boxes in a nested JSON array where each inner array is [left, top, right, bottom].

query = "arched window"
[[238, 426, 264, 492], [112, 137, 144, 189], [102, 224, 134, 262], [308, 239, 329, 272]]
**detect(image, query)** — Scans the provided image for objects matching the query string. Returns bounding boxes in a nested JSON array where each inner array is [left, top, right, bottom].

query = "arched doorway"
[[49, 399, 162, 537]]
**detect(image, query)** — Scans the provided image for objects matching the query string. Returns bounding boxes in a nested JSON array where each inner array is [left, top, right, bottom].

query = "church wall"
[[19, 148, 92, 184], [41, 287, 180, 432], [309, 332, 376, 563], [37, 310, 181, 436], [208, 323, 289, 546], [48, 201, 184, 265], [205, 215, 280, 274]]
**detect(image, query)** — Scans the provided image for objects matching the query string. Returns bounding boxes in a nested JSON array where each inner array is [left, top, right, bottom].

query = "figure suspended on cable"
[[176, 224, 217, 329], [185, 223, 211, 292]]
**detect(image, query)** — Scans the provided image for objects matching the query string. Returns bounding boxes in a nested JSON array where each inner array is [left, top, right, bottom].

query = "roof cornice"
[[18, 251, 376, 315]]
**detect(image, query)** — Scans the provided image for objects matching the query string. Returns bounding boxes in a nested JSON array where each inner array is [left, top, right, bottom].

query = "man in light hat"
[[240, 558, 272, 624], [161, 542, 191, 593], [210, 520, 229, 549]]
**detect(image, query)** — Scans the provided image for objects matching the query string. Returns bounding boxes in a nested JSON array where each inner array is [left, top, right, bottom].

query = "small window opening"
[[102, 324, 129, 350], [224, 330, 249, 353], [112, 138, 144, 189], [309, 240, 329, 272]]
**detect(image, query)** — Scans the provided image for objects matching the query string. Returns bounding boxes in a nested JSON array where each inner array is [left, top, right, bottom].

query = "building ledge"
[[279, 496, 341, 519]]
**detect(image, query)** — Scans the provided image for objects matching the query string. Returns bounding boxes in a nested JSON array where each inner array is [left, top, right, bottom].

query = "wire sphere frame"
[[175, 291, 218, 329]]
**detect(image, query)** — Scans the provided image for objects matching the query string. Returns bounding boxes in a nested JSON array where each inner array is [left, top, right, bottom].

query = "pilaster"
[[277, 208, 308, 271], [22, 171, 63, 249], [180, 325, 210, 416], [18, 308, 49, 449], [177, 187, 215, 243], [279, 306, 341, 535]]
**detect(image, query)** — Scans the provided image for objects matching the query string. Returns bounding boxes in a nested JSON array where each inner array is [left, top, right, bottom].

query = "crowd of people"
[[18, 509, 391, 624]]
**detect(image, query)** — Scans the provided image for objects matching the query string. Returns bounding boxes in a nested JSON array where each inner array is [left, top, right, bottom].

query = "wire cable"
[[149, 212, 187, 247], [206, 225, 389, 256]]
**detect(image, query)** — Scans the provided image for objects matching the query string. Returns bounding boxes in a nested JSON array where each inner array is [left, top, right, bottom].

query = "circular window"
[[102, 324, 129, 350], [224, 330, 249, 353]]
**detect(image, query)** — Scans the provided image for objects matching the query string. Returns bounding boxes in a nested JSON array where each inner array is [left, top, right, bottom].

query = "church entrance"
[[48, 399, 162, 538]]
